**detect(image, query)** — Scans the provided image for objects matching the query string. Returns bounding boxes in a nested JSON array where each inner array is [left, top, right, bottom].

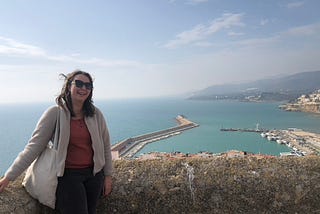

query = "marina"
[[220, 126, 320, 156], [257, 129, 319, 156], [111, 115, 199, 159]]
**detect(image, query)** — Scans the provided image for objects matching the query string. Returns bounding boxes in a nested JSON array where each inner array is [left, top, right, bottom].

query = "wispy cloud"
[[164, 13, 244, 49], [193, 41, 213, 47], [260, 19, 269, 26], [287, 1, 305, 9], [0, 36, 146, 70], [236, 36, 279, 48], [285, 23, 320, 36], [186, 0, 208, 5], [233, 22, 320, 49], [169, 0, 208, 4], [0, 37, 46, 57], [228, 31, 244, 37]]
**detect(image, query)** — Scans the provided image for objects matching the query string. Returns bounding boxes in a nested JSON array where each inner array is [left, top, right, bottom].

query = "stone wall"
[[1, 156, 320, 213]]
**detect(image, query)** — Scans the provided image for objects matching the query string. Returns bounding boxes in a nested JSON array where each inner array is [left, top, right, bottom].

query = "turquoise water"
[[1, 98, 320, 175]]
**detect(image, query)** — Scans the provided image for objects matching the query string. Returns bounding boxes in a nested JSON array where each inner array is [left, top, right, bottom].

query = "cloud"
[[164, 13, 244, 49], [285, 23, 320, 36], [228, 31, 244, 37], [193, 41, 213, 47], [229, 22, 320, 51], [287, 1, 305, 9], [235, 36, 279, 48], [260, 19, 269, 26], [169, 0, 208, 4], [0, 37, 46, 57], [0, 36, 150, 72], [186, 0, 208, 5]]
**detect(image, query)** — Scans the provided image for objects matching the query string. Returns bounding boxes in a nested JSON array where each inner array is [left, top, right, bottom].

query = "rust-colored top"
[[65, 118, 94, 168]]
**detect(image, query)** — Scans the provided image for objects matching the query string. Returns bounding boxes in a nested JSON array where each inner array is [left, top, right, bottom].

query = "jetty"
[[220, 124, 268, 133], [220, 128, 267, 133], [111, 115, 199, 159]]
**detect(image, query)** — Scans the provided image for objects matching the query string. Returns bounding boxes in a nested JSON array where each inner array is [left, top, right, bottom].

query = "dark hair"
[[56, 70, 95, 117]]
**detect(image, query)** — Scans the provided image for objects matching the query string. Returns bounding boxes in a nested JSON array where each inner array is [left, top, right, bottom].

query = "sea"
[[1, 97, 320, 175]]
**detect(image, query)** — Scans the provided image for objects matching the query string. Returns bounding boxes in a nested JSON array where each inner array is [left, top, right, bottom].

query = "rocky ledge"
[[1, 156, 320, 213], [279, 103, 320, 113]]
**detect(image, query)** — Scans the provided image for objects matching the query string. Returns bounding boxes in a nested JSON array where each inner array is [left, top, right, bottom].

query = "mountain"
[[188, 70, 320, 101]]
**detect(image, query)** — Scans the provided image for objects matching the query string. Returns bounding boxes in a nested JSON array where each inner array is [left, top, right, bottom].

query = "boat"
[[276, 139, 286, 144], [267, 135, 277, 141], [260, 133, 267, 138], [280, 152, 299, 157]]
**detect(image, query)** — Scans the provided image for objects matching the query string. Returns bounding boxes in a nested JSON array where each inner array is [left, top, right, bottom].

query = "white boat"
[[276, 139, 286, 144], [260, 133, 267, 138], [267, 135, 277, 141], [280, 152, 299, 157]]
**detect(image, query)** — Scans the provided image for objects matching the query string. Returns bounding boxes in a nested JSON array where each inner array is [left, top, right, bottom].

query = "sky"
[[0, 0, 320, 103]]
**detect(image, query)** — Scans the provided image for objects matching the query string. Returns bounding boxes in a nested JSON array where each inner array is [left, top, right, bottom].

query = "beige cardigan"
[[5, 105, 112, 181]]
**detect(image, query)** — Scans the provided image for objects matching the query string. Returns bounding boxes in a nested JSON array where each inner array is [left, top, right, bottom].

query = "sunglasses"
[[72, 80, 93, 90]]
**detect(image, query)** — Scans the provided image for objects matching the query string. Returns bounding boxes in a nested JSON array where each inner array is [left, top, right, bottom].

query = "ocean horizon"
[[1, 97, 320, 175]]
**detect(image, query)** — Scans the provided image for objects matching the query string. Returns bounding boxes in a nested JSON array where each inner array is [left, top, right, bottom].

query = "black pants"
[[55, 168, 104, 214]]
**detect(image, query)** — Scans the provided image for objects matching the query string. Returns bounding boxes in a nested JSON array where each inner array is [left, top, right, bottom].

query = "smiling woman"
[[0, 70, 113, 214]]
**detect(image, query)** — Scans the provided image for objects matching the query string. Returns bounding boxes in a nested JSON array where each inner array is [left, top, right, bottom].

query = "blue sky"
[[0, 0, 319, 103]]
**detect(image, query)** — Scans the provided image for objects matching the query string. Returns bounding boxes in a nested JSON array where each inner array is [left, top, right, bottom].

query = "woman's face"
[[69, 74, 92, 104]]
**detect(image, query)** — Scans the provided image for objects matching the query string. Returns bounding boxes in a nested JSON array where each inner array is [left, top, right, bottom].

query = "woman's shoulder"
[[42, 105, 65, 118], [44, 105, 60, 114], [93, 105, 103, 116]]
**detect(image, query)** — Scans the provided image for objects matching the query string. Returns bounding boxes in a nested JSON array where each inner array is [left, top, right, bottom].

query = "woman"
[[0, 70, 112, 214]]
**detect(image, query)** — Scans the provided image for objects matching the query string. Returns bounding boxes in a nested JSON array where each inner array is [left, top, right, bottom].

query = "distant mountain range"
[[188, 70, 320, 102]]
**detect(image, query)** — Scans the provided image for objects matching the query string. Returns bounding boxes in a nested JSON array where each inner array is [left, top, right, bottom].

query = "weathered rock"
[[1, 156, 320, 213], [280, 102, 320, 113]]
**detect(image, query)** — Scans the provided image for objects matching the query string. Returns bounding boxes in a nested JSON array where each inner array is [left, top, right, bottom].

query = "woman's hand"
[[0, 177, 10, 193], [103, 176, 112, 197]]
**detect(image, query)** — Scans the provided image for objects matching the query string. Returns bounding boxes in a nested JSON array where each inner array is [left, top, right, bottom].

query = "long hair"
[[56, 70, 95, 117]]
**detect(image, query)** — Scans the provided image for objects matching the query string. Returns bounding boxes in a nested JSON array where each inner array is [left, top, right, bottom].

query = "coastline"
[[2, 99, 320, 175]]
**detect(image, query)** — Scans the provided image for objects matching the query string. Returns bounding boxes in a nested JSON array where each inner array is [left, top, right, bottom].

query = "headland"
[[279, 90, 320, 113]]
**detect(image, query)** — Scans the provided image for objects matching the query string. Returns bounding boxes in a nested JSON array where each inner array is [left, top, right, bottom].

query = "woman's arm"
[[103, 176, 112, 197], [0, 177, 10, 193], [4, 106, 59, 181]]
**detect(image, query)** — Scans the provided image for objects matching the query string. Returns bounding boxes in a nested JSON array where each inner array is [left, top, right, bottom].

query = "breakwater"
[[111, 115, 199, 159], [220, 128, 267, 133]]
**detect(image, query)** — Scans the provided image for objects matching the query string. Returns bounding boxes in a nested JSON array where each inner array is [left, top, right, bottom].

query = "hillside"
[[189, 70, 320, 101]]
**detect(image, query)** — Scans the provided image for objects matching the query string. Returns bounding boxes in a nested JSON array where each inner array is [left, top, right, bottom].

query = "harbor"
[[112, 119, 320, 159], [220, 126, 320, 156], [111, 115, 199, 159], [261, 129, 320, 156]]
